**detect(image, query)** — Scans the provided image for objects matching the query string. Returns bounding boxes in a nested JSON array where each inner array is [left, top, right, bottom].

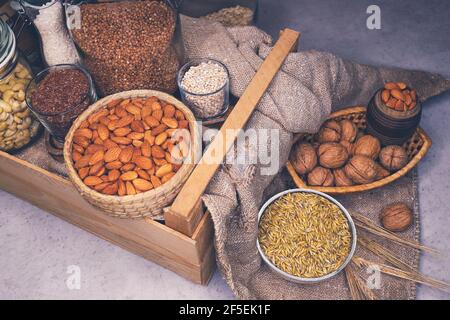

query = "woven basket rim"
[[63, 89, 201, 202], [286, 105, 432, 195]]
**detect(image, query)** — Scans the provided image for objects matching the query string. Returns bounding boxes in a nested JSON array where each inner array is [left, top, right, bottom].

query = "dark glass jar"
[[366, 89, 422, 146], [0, 19, 41, 152]]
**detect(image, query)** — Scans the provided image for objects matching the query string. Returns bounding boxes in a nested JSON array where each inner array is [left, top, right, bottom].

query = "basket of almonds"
[[63, 90, 200, 218], [286, 105, 431, 194]]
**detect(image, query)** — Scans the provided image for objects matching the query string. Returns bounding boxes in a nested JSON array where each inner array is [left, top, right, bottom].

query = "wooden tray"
[[286, 106, 432, 195], [0, 29, 300, 283]]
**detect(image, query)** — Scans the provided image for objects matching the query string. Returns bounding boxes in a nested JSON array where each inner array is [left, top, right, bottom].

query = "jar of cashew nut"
[[0, 19, 41, 152]]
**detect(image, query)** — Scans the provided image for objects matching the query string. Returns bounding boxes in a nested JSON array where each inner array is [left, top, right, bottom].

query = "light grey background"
[[1, 0, 449, 299]]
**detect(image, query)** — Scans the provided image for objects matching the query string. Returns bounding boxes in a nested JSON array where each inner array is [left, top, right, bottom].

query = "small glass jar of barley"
[[178, 59, 230, 120], [0, 19, 41, 152]]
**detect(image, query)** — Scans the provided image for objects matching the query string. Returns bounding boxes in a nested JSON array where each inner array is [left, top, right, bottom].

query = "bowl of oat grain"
[[257, 188, 357, 284]]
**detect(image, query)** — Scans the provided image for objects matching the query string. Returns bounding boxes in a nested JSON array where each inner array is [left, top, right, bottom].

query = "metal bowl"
[[256, 188, 357, 284]]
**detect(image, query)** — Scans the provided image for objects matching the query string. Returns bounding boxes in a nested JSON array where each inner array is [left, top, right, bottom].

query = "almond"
[[121, 163, 136, 172], [132, 140, 143, 148], [154, 158, 167, 166], [410, 100, 417, 110], [105, 161, 123, 170], [127, 132, 144, 140], [121, 171, 138, 181], [99, 116, 110, 126], [161, 172, 175, 184], [390, 89, 405, 101], [151, 101, 162, 111], [78, 167, 90, 180], [88, 109, 109, 124], [178, 120, 189, 129], [107, 99, 121, 109], [73, 136, 90, 148], [151, 145, 165, 158], [405, 94, 412, 106], [126, 104, 141, 117], [92, 130, 99, 140], [74, 128, 93, 140], [126, 181, 136, 195], [381, 90, 390, 103], [79, 120, 89, 129], [100, 175, 109, 182], [131, 120, 145, 133], [111, 136, 132, 145], [384, 82, 399, 90], [386, 98, 397, 109], [134, 156, 153, 170], [115, 105, 129, 118], [94, 182, 110, 192], [151, 124, 167, 136], [141, 105, 153, 118], [132, 178, 153, 191], [93, 138, 103, 145], [144, 115, 160, 128], [397, 82, 407, 90], [108, 114, 119, 121], [72, 151, 82, 162], [89, 160, 104, 175], [156, 164, 173, 177], [163, 104, 176, 118], [155, 132, 168, 145], [97, 124, 109, 140], [116, 115, 134, 128], [118, 180, 126, 196], [104, 139, 119, 149], [119, 146, 134, 163], [108, 169, 121, 182], [141, 141, 152, 157], [175, 110, 185, 120], [84, 176, 103, 186], [85, 144, 105, 155], [161, 117, 178, 129], [104, 147, 121, 162], [152, 109, 163, 121], [103, 182, 119, 195], [89, 150, 105, 166], [150, 175, 162, 188], [108, 119, 119, 131], [144, 131, 155, 145], [74, 154, 91, 169], [114, 127, 131, 137], [73, 144, 85, 154], [136, 169, 151, 180], [394, 100, 404, 111]]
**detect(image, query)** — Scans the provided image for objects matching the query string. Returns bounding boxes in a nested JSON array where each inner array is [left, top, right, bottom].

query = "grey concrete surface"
[[1, 0, 449, 299]]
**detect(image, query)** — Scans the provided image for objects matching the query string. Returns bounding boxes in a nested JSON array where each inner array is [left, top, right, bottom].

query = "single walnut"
[[307, 166, 334, 186], [340, 119, 357, 142], [340, 140, 354, 156], [290, 142, 317, 175], [334, 168, 354, 187], [318, 120, 341, 143], [375, 163, 390, 180], [379, 145, 408, 171], [344, 155, 378, 184], [380, 203, 413, 232], [353, 135, 381, 160], [318, 143, 348, 169]]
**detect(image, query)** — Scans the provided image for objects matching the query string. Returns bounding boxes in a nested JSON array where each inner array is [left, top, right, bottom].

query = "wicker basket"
[[63, 90, 201, 218], [286, 106, 432, 195]]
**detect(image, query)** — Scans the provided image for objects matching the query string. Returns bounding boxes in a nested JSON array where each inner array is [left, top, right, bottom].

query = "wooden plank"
[[165, 28, 301, 236], [0, 150, 215, 283]]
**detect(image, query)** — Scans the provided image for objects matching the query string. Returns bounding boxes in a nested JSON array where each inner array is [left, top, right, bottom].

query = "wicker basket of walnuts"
[[287, 106, 431, 195]]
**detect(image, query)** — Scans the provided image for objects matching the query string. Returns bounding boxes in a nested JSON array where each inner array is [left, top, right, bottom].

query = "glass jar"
[[177, 59, 230, 120], [25, 64, 97, 143], [18, 0, 81, 67], [0, 19, 41, 152]]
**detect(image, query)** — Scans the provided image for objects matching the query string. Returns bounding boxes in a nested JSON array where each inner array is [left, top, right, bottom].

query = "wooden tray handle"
[[165, 29, 301, 236]]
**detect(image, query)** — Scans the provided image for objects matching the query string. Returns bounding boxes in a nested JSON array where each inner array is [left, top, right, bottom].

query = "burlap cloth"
[[180, 16, 450, 300], [11, 15, 450, 300]]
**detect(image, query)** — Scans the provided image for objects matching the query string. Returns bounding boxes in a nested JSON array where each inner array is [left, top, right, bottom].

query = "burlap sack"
[[180, 16, 450, 299]]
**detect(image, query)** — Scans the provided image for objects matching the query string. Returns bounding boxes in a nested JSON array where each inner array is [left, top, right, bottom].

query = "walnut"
[[333, 168, 354, 187], [340, 140, 354, 156], [380, 203, 413, 232], [379, 145, 408, 171], [290, 142, 317, 175], [307, 166, 334, 186], [318, 120, 341, 143], [318, 143, 348, 169], [375, 163, 390, 180], [344, 155, 378, 184], [353, 135, 381, 160], [340, 119, 357, 142]]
